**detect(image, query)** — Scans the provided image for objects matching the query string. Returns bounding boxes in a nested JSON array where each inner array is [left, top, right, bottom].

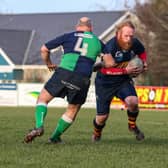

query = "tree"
[[134, 0, 168, 86]]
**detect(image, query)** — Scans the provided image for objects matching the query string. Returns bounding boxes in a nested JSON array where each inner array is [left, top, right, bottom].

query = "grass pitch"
[[0, 107, 168, 168]]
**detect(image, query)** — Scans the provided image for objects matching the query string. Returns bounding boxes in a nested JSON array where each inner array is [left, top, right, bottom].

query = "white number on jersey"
[[74, 37, 88, 56]]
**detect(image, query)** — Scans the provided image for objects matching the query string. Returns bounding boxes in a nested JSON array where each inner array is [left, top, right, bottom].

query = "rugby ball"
[[127, 57, 144, 77], [127, 56, 143, 70]]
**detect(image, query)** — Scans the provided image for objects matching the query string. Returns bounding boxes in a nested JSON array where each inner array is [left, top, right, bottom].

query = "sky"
[[0, 0, 138, 14]]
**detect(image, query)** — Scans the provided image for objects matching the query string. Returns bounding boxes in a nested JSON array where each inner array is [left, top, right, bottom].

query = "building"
[[0, 11, 140, 82]]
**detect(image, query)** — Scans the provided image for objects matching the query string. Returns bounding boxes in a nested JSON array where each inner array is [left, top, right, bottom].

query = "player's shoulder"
[[106, 37, 117, 51], [61, 31, 81, 40], [55, 31, 74, 40], [64, 31, 76, 36], [106, 37, 116, 45], [132, 38, 143, 46], [132, 38, 145, 53]]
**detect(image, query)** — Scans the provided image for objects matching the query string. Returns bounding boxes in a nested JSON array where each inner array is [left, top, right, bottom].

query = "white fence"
[[1, 83, 167, 109], [0, 83, 96, 108]]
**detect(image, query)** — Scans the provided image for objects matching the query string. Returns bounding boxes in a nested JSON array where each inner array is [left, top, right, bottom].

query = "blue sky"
[[0, 0, 137, 14]]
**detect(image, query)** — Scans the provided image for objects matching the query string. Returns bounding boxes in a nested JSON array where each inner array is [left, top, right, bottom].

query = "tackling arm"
[[92, 53, 116, 72]]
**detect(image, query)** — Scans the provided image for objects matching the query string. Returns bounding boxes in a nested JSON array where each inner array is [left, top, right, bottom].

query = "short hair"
[[116, 20, 135, 33], [76, 17, 92, 27]]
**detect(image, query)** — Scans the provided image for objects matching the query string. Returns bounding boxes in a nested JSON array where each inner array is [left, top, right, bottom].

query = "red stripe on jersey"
[[100, 67, 127, 75], [138, 52, 147, 62]]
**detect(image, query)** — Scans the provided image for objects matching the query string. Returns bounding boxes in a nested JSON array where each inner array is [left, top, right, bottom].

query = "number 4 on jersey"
[[74, 37, 88, 56]]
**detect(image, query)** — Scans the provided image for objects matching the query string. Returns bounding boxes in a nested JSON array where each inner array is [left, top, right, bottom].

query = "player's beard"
[[117, 36, 132, 51]]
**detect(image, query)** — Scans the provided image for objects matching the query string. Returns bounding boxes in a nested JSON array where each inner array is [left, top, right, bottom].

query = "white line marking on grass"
[[141, 121, 168, 125]]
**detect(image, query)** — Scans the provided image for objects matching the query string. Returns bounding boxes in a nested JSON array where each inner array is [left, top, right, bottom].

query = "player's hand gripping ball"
[[128, 56, 143, 69], [127, 56, 144, 77]]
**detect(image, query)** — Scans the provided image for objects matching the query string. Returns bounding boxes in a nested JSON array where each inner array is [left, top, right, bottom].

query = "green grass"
[[0, 107, 168, 168]]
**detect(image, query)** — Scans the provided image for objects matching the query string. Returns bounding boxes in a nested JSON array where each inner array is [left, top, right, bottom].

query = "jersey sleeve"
[[133, 38, 145, 55], [100, 41, 110, 54], [105, 37, 116, 54], [133, 38, 147, 62], [45, 34, 66, 50]]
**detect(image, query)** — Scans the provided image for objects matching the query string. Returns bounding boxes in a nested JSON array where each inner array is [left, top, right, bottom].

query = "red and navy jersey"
[[96, 37, 145, 85], [106, 37, 145, 64], [45, 31, 108, 77]]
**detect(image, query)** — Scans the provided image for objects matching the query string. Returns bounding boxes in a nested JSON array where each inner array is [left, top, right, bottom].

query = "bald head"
[[76, 17, 93, 32], [77, 17, 92, 27]]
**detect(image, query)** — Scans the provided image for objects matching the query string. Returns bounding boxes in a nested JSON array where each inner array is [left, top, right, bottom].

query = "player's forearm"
[[92, 54, 116, 72], [41, 45, 52, 65], [103, 54, 116, 68]]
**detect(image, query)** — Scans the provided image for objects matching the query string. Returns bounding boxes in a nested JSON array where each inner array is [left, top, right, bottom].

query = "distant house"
[[0, 11, 140, 82], [0, 47, 23, 81]]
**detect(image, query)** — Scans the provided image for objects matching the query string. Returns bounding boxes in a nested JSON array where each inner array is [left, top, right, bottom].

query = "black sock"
[[127, 110, 139, 128]]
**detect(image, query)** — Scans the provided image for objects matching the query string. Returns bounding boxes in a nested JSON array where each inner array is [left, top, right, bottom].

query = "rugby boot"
[[47, 137, 63, 144], [128, 124, 145, 141], [92, 129, 102, 142], [24, 127, 44, 143]]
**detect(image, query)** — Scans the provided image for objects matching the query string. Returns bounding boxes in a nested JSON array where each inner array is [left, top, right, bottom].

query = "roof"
[[0, 29, 32, 65], [0, 11, 126, 65]]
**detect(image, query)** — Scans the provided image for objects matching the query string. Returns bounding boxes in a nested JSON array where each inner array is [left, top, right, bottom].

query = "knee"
[[96, 114, 109, 125], [67, 104, 80, 113], [37, 88, 53, 104], [125, 96, 138, 111], [65, 104, 81, 120]]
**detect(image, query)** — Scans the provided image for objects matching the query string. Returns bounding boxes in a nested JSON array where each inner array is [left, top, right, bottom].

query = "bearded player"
[[92, 20, 148, 142]]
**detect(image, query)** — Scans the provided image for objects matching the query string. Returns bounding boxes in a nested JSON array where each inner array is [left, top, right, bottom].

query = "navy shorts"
[[44, 68, 90, 105], [95, 77, 137, 115]]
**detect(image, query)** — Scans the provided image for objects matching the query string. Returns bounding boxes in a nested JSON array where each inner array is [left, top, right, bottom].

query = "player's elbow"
[[41, 45, 49, 54]]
